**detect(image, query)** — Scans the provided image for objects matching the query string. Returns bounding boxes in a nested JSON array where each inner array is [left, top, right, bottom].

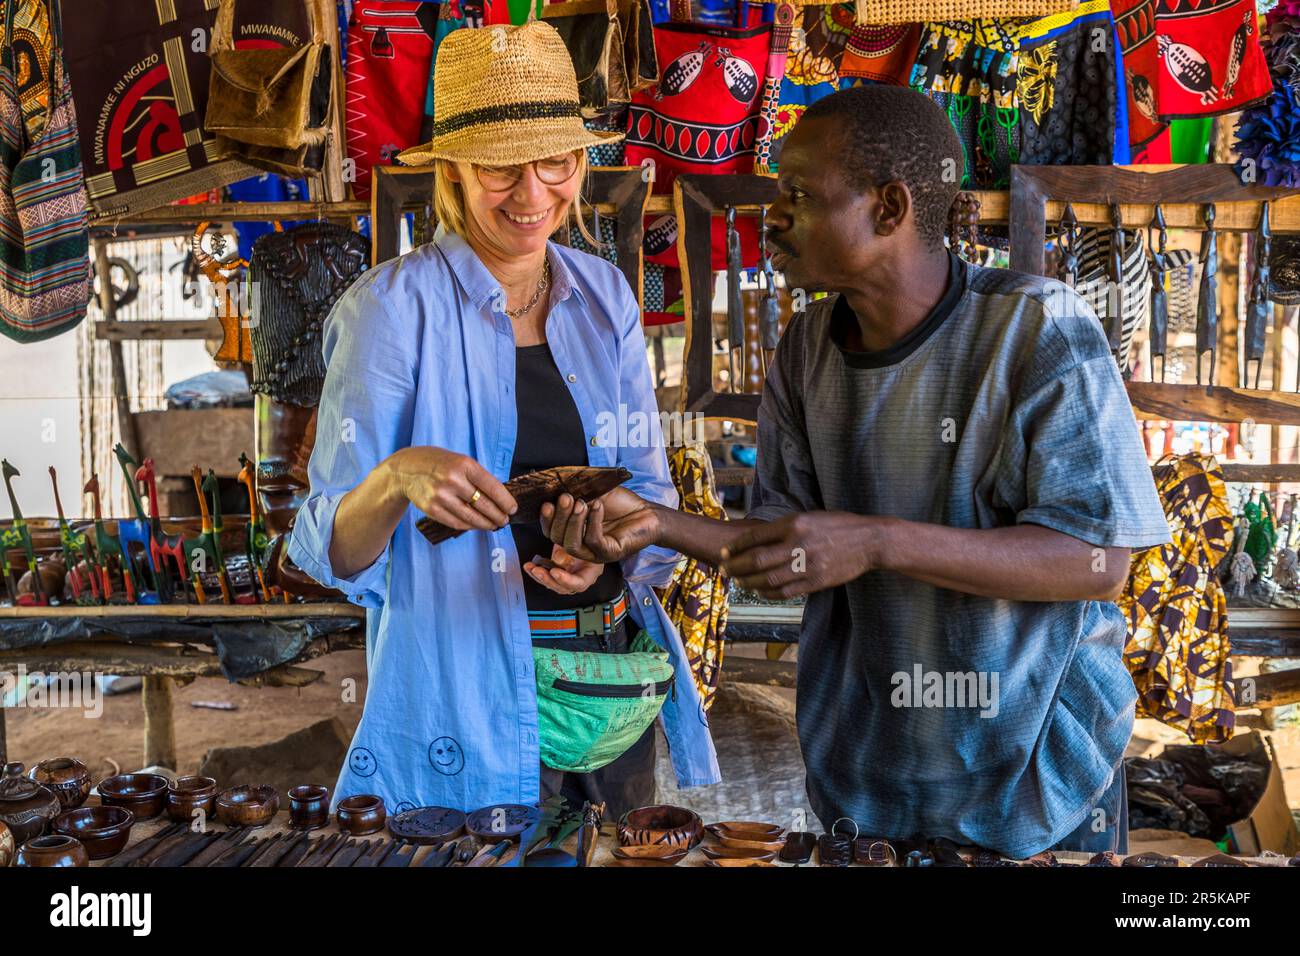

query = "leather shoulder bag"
[[205, 0, 332, 153]]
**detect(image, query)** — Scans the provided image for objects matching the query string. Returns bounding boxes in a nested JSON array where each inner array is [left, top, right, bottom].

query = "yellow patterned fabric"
[[0, 0, 53, 143], [655, 442, 729, 711], [1117, 454, 1235, 743]]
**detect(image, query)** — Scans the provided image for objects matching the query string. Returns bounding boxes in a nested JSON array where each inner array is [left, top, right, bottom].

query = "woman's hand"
[[523, 544, 605, 594], [383, 446, 517, 532], [540, 486, 659, 564]]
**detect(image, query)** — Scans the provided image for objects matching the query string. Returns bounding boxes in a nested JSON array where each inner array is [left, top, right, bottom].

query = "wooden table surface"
[[88, 806, 1140, 868]]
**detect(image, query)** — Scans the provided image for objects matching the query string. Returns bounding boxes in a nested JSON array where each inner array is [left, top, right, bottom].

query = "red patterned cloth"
[[345, 1, 436, 200], [1113, 0, 1270, 153], [624, 20, 771, 270], [839, 21, 921, 83]]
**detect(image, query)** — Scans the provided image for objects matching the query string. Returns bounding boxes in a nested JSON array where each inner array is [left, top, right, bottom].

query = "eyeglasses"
[[474, 153, 580, 192]]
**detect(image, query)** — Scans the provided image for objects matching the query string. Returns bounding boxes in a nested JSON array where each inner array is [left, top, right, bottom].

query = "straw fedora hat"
[[396, 21, 624, 168]]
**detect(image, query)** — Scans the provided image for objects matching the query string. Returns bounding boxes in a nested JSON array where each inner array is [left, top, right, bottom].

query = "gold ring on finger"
[[468, 489, 482, 505]]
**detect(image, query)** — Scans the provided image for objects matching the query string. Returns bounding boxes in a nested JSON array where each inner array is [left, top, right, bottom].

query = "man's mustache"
[[764, 231, 794, 256]]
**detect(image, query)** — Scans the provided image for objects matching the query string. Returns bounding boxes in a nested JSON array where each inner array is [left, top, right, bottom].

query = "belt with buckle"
[[528, 590, 628, 639]]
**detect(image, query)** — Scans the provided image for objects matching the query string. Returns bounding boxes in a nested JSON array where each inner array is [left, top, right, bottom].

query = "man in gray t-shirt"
[[540, 86, 1171, 857]]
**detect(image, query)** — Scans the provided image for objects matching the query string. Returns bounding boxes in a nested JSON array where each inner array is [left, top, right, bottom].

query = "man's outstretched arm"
[[718, 511, 1130, 603]]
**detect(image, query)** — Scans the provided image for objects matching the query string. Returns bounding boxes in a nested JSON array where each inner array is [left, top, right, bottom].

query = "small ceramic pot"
[[166, 776, 217, 823], [16, 833, 89, 868], [215, 785, 279, 828], [0, 820, 14, 867], [0, 762, 62, 845], [29, 758, 92, 811], [53, 805, 135, 861], [617, 805, 703, 850], [97, 773, 169, 821], [336, 795, 386, 836], [287, 785, 330, 831]]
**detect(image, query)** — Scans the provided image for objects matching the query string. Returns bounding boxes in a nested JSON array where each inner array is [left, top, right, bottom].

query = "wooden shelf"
[[91, 200, 368, 226], [0, 603, 363, 620], [1127, 381, 1300, 427]]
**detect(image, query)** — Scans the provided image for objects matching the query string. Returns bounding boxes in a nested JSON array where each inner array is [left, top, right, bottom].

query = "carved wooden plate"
[[387, 806, 466, 845], [466, 803, 541, 845]]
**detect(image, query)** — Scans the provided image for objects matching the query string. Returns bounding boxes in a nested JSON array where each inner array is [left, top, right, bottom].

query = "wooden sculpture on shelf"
[[206, 468, 255, 604], [191, 221, 253, 367], [85, 475, 124, 603], [1195, 202, 1218, 387], [190, 465, 232, 605], [135, 456, 189, 604], [758, 206, 779, 377], [238, 452, 279, 603], [1, 460, 45, 605], [1244, 201, 1271, 389], [50, 467, 98, 604], [1148, 204, 1170, 383], [113, 444, 162, 605]]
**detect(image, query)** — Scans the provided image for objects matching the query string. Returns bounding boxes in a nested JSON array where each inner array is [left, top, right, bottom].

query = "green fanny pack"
[[533, 629, 675, 774]]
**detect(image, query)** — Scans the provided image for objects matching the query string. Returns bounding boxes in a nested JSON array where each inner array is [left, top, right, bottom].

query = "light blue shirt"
[[287, 229, 721, 813]]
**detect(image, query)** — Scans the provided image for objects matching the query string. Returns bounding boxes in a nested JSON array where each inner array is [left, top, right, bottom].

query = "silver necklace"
[[505, 257, 551, 319]]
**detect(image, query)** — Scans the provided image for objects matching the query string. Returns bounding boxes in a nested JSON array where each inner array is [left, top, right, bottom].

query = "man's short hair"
[[801, 85, 963, 249]]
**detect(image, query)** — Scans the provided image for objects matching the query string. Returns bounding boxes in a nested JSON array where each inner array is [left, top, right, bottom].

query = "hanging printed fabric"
[[910, 19, 1021, 189], [345, 0, 437, 199], [838, 21, 922, 84], [6, 0, 53, 143], [753, 1, 794, 170], [1015, 0, 1118, 167], [624, 19, 771, 270], [1117, 454, 1235, 744], [1112, 0, 1270, 142], [766, 3, 854, 166], [655, 442, 730, 712], [61, 0, 328, 216], [0, 0, 90, 342]]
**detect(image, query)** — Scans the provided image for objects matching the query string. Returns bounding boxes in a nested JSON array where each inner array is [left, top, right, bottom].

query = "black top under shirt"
[[828, 253, 966, 368], [511, 343, 625, 611]]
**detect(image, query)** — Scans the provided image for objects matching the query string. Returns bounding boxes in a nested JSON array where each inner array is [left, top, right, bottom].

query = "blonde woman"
[[288, 22, 719, 819]]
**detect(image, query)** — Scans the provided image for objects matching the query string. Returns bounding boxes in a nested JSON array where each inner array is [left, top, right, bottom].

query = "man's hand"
[[540, 486, 659, 564], [721, 512, 881, 599], [523, 544, 605, 595]]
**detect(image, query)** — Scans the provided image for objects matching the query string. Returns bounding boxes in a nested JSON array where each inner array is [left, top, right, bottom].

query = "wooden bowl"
[[30, 758, 92, 811], [53, 805, 134, 860], [603, 857, 680, 867], [701, 844, 778, 861], [703, 858, 774, 867], [617, 805, 703, 849], [714, 832, 786, 853], [16, 834, 89, 867], [215, 785, 279, 828], [97, 773, 169, 821], [287, 785, 331, 831], [166, 775, 217, 823], [336, 794, 386, 836], [611, 843, 689, 864], [707, 820, 783, 836], [706, 822, 786, 843]]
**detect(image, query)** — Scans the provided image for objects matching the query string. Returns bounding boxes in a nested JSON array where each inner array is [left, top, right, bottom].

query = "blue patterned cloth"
[[288, 229, 721, 812]]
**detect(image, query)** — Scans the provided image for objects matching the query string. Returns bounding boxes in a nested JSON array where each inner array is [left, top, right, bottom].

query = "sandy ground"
[[5, 646, 1299, 825]]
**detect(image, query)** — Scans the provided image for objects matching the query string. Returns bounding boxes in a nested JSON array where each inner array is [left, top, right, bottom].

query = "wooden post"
[[141, 675, 177, 771]]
